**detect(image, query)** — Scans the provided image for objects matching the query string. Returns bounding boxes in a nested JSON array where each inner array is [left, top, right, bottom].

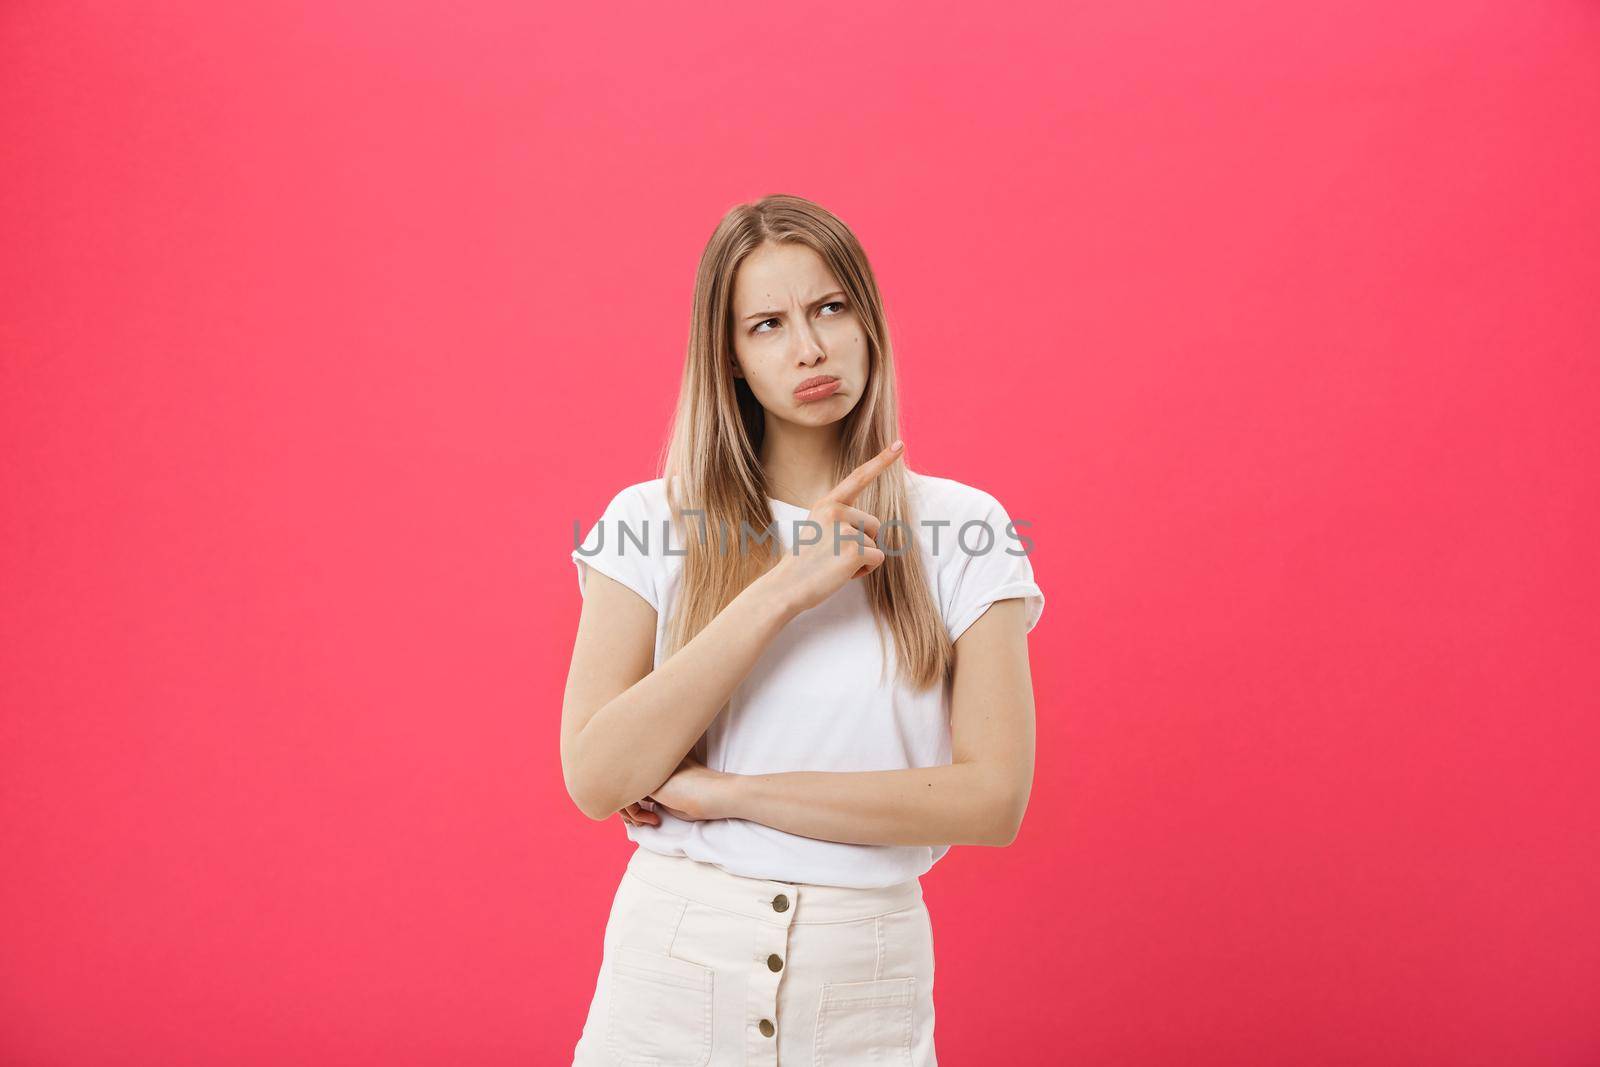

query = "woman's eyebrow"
[[741, 291, 846, 322]]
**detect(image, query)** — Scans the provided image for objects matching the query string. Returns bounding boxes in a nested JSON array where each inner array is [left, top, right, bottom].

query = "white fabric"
[[570, 846, 937, 1065], [570, 470, 1044, 889]]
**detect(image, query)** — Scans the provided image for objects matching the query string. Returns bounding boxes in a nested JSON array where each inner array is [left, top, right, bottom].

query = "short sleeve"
[[570, 484, 660, 611], [944, 493, 1045, 643]]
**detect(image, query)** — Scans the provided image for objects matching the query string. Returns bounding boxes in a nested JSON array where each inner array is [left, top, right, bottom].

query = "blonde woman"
[[563, 194, 1044, 1066]]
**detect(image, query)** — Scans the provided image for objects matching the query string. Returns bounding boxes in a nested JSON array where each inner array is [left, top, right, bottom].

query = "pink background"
[[3, 2, 1597, 1063]]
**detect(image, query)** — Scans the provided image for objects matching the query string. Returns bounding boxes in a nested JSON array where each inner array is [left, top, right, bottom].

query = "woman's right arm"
[[559, 566, 799, 821], [560, 441, 904, 821]]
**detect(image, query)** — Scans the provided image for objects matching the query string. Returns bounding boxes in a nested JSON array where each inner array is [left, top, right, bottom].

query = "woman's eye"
[[751, 302, 846, 335]]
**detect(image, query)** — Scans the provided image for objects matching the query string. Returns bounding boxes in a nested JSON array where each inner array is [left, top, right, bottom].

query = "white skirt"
[[571, 845, 938, 1066]]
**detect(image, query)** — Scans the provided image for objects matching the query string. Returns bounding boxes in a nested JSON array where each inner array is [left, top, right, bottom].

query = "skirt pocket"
[[604, 944, 715, 1067], [815, 975, 915, 1066]]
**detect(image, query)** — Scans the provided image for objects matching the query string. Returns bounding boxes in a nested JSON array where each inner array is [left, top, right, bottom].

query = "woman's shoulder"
[[593, 476, 672, 519], [904, 470, 1035, 569], [905, 469, 1006, 520], [905, 469, 1045, 637]]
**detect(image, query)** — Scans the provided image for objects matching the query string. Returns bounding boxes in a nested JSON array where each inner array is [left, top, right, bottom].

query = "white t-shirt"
[[569, 470, 1045, 889]]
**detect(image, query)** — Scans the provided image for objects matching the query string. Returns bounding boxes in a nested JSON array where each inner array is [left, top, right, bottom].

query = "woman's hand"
[[618, 800, 660, 828], [618, 755, 734, 824], [765, 440, 904, 614]]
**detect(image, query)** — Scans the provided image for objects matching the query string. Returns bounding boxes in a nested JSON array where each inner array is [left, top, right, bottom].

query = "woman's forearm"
[[569, 573, 797, 819], [715, 762, 1022, 848]]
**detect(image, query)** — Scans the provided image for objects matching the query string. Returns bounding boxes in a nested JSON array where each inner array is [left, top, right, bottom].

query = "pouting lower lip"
[[794, 377, 839, 395]]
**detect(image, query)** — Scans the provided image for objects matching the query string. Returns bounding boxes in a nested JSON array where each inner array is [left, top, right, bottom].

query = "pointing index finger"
[[824, 439, 904, 506]]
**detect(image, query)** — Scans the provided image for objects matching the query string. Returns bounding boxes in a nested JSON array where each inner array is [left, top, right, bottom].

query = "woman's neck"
[[759, 418, 844, 508]]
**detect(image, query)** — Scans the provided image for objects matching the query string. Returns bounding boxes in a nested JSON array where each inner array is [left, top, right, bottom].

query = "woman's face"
[[728, 241, 869, 427]]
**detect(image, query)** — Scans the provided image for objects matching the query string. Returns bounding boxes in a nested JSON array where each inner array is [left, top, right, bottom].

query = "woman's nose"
[[795, 332, 826, 364]]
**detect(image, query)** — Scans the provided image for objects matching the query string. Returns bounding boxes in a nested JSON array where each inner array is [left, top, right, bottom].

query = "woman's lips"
[[794, 377, 841, 402]]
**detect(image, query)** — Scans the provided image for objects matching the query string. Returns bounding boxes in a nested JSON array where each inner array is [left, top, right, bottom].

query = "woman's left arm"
[[650, 598, 1036, 847]]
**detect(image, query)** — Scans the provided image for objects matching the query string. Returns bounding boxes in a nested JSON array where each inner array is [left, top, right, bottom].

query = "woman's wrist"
[[707, 769, 746, 820], [743, 565, 801, 627]]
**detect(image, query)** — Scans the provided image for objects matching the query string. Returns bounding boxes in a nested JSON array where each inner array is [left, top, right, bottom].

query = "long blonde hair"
[[653, 193, 952, 693]]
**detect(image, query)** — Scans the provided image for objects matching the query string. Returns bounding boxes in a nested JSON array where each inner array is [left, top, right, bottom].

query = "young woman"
[[562, 194, 1044, 1066]]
